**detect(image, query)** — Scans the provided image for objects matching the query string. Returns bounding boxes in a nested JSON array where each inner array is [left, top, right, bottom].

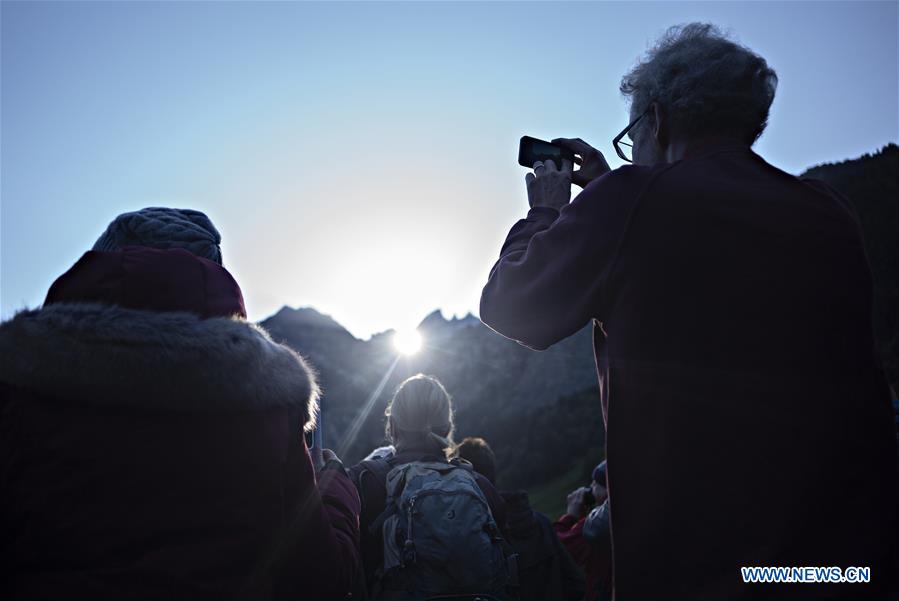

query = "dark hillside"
[[801, 144, 899, 393]]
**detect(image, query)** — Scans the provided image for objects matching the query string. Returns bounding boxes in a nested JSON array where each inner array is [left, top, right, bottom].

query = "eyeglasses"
[[613, 107, 651, 163]]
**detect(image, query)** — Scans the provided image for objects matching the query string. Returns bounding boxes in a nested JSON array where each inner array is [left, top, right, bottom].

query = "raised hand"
[[566, 486, 591, 520], [552, 138, 611, 188], [526, 158, 573, 210]]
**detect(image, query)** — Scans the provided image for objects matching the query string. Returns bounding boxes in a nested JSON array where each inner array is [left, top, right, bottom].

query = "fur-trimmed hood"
[[0, 302, 319, 429]]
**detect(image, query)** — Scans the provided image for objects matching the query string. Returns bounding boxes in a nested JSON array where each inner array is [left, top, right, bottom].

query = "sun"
[[393, 329, 423, 356]]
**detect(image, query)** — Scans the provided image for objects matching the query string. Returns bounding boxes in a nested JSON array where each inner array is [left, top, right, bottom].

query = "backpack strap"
[[359, 456, 400, 536], [359, 455, 396, 488], [369, 504, 395, 536], [352, 455, 397, 507]]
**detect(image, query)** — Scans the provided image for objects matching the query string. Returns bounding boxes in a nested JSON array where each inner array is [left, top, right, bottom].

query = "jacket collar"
[[0, 302, 319, 428], [680, 139, 753, 162]]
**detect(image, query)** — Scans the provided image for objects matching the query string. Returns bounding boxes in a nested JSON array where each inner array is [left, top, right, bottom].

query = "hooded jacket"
[[481, 144, 899, 600], [0, 246, 361, 600]]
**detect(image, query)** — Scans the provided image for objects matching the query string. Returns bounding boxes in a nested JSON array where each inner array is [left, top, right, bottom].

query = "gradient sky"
[[3, 1, 897, 338]]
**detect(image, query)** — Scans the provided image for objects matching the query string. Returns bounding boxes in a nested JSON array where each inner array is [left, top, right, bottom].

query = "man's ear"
[[651, 103, 668, 147]]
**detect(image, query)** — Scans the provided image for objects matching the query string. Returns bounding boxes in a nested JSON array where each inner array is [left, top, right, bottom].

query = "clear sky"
[[2, 1, 897, 338]]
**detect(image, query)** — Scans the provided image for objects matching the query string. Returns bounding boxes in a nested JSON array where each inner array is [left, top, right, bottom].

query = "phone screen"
[[518, 136, 576, 169]]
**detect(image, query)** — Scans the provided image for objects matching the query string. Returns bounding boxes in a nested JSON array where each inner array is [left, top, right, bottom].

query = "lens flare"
[[393, 329, 423, 355]]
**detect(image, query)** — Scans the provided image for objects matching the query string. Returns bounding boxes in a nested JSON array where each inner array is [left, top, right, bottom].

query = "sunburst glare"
[[393, 329, 423, 356]]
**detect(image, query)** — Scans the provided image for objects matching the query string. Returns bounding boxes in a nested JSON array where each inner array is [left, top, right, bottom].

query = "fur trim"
[[0, 303, 319, 430]]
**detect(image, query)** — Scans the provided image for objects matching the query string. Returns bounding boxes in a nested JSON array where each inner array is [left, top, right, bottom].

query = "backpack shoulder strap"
[[360, 456, 396, 486], [362, 456, 405, 535]]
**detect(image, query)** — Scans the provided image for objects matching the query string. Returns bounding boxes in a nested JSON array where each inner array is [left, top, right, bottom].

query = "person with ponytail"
[[348, 374, 507, 593]]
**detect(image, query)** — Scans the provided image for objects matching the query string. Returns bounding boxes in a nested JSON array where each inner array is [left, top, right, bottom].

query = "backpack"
[[367, 458, 516, 601]]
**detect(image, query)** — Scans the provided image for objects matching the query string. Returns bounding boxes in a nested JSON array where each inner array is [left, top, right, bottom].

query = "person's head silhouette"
[[385, 374, 455, 457], [619, 23, 778, 166]]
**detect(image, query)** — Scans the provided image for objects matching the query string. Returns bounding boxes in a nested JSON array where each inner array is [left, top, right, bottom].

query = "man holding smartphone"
[[480, 23, 898, 601]]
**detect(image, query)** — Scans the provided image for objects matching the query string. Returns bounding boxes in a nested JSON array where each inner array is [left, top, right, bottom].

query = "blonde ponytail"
[[385, 374, 455, 456]]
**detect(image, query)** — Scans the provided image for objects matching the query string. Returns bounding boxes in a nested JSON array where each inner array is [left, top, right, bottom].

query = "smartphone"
[[518, 136, 576, 169]]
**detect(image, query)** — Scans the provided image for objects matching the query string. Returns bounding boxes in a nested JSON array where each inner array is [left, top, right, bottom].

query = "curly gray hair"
[[620, 23, 778, 144]]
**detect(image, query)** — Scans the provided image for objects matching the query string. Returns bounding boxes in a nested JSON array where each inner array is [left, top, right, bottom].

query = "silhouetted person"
[[348, 375, 510, 599], [455, 437, 585, 601], [480, 23, 899, 600], [553, 462, 612, 601], [0, 208, 361, 600]]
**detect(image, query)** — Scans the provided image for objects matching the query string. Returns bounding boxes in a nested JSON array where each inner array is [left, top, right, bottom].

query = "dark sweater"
[[481, 143, 899, 600]]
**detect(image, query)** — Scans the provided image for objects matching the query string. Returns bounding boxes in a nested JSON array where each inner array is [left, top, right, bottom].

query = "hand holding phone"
[[566, 486, 592, 520], [551, 137, 611, 187]]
